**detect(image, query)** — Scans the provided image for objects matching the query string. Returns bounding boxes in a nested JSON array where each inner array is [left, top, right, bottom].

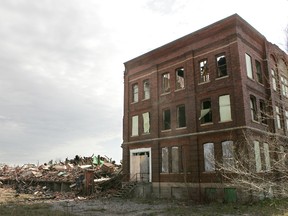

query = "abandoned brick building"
[[122, 14, 288, 202]]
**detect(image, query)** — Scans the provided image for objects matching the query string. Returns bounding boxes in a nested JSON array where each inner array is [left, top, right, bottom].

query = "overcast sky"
[[0, 0, 287, 166]]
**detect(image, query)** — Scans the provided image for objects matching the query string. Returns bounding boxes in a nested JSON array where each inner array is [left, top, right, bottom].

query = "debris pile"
[[0, 155, 122, 200]]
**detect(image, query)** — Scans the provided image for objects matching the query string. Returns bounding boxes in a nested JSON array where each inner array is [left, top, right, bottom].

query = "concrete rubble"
[[0, 155, 122, 200]]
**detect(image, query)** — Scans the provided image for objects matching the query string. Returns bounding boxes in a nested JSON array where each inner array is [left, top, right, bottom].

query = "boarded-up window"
[[285, 110, 288, 130], [131, 115, 138, 136], [254, 141, 262, 172], [163, 109, 171, 130], [255, 60, 263, 84], [279, 146, 285, 166], [204, 143, 215, 172], [162, 73, 170, 93], [161, 147, 169, 173], [217, 55, 227, 77], [222, 141, 234, 169], [142, 112, 150, 134], [143, 80, 150, 100], [177, 105, 186, 128], [219, 95, 231, 122], [171, 147, 179, 173], [245, 53, 253, 79], [200, 59, 209, 82], [263, 143, 271, 171], [132, 84, 138, 102], [175, 68, 185, 90]]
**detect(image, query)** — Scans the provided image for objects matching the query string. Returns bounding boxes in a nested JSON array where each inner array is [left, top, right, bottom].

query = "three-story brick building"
[[122, 14, 288, 201]]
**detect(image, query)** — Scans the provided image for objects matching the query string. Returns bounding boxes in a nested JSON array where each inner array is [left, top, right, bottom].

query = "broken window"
[[255, 60, 263, 84], [263, 143, 271, 171], [245, 53, 253, 79], [142, 112, 150, 134], [177, 105, 186, 128], [254, 141, 262, 172], [175, 67, 185, 90], [276, 105, 282, 129], [161, 147, 169, 173], [250, 95, 258, 122], [162, 73, 170, 93], [222, 141, 234, 169], [259, 100, 268, 125], [163, 109, 171, 130], [271, 69, 277, 91], [216, 55, 227, 77], [131, 115, 138, 136], [143, 80, 150, 100], [199, 100, 212, 124], [219, 95, 232, 122], [204, 143, 215, 172], [171, 147, 179, 173], [132, 84, 138, 103], [200, 59, 209, 83]]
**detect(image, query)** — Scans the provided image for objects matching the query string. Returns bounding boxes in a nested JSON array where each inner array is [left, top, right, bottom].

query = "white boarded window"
[[222, 141, 234, 169], [142, 112, 150, 134], [279, 146, 285, 166], [161, 147, 169, 173], [171, 147, 179, 173], [254, 141, 262, 172], [245, 53, 253, 79], [263, 143, 271, 171], [219, 95, 231, 122], [131, 115, 138, 136], [204, 143, 215, 172], [276, 106, 282, 129]]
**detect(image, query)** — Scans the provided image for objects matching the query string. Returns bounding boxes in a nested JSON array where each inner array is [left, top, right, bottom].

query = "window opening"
[[199, 100, 212, 123], [132, 84, 138, 102], [245, 53, 253, 79], [200, 59, 209, 82], [163, 109, 171, 130], [217, 55, 227, 77], [175, 68, 185, 90], [219, 95, 232, 122], [177, 105, 186, 128], [162, 73, 170, 93], [204, 143, 215, 172], [142, 112, 150, 134], [161, 147, 169, 173], [255, 60, 263, 84], [254, 141, 262, 172], [222, 141, 234, 169], [132, 115, 139, 136], [250, 96, 258, 122], [143, 80, 150, 100]]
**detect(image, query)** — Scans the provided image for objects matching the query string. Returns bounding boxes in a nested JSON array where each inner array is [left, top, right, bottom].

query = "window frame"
[[143, 80, 150, 100], [219, 95, 232, 122], [131, 115, 139, 136], [175, 67, 185, 90], [177, 105, 186, 128], [245, 53, 254, 79], [200, 99, 212, 124], [161, 72, 170, 94], [142, 112, 150, 134], [132, 83, 139, 103], [255, 60, 263, 84], [203, 142, 215, 172], [162, 109, 171, 130], [199, 59, 209, 83], [216, 54, 227, 78]]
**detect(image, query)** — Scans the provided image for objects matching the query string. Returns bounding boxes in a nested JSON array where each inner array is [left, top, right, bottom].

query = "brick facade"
[[122, 14, 288, 201]]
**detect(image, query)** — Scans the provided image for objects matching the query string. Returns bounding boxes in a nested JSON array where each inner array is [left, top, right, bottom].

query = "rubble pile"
[[0, 155, 122, 200]]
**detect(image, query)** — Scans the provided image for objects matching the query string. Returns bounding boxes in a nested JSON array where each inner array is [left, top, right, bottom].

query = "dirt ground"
[[2, 187, 288, 216]]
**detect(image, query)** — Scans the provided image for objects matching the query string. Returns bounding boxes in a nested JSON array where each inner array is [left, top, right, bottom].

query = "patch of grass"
[[0, 202, 74, 216]]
